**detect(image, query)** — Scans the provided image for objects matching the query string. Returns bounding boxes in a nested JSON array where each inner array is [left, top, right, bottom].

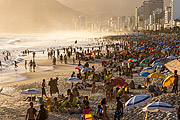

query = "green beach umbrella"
[[140, 59, 149, 66]]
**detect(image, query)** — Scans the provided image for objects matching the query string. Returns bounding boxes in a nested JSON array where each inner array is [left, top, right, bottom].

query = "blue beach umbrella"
[[167, 56, 177, 59], [152, 62, 164, 68], [143, 102, 175, 112], [125, 94, 151, 109], [141, 67, 154, 73], [81, 67, 93, 72], [21, 89, 41, 101], [21, 89, 41, 95], [138, 72, 151, 77]]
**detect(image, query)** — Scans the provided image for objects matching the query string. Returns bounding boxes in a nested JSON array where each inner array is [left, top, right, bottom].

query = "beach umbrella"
[[167, 56, 177, 59], [65, 77, 81, 83], [138, 72, 151, 77], [147, 72, 165, 78], [126, 61, 132, 63], [21, 89, 41, 95], [162, 74, 174, 87], [142, 102, 175, 112], [109, 77, 127, 87], [21, 89, 41, 101], [125, 94, 151, 109], [75, 65, 84, 69], [152, 62, 164, 68], [176, 45, 180, 47], [81, 67, 93, 72], [89, 60, 96, 65], [128, 58, 137, 62], [155, 58, 169, 63], [86, 53, 92, 56], [141, 67, 154, 73], [140, 59, 149, 66]]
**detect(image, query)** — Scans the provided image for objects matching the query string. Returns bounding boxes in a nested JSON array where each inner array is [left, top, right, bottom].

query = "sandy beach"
[[0, 33, 180, 120]]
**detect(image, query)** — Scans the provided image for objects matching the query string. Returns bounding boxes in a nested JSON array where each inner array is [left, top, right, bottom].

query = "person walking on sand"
[[173, 70, 179, 94], [25, 102, 37, 120], [114, 97, 123, 120]]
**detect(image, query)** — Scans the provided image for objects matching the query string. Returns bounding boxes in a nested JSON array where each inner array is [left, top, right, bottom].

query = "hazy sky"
[[58, 0, 171, 16]]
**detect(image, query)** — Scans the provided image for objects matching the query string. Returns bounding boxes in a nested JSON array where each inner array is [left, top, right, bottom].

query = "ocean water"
[[0, 33, 104, 84]]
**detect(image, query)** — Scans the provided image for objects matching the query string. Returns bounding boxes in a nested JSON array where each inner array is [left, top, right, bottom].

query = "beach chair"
[[59, 100, 68, 110], [72, 96, 79, 107], [37, 97, 43, 105], [84, 113, 93, 120], [45, 98, 52, 112]]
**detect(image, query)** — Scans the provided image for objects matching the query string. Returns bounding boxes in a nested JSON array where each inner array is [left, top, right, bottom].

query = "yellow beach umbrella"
[[162, 74, 174, 87], [89, 60, 96, 65], [147, 72, 165, 78]]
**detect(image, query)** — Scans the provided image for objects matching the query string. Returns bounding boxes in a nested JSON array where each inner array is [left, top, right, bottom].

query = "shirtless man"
[[25, 102, 37, 120]]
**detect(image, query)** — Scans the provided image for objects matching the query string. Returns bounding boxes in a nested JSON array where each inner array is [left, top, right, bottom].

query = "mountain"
[[58, 0, 171, 16], [0, 0, 80, 33]]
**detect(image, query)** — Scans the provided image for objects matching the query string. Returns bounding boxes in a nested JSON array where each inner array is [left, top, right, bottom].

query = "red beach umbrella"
[[86, 53, 92, 56], [109, 77, 127, 87]]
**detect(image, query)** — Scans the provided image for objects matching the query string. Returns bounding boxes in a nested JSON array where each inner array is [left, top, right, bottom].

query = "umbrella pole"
[[143, 110, 148, 120], [31, 94, 32, 102]]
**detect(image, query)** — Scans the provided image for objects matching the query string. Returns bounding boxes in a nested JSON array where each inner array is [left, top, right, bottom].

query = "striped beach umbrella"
[[21, 89, 41, 95], [125, 94, 151, 109], [138, 72, 151, 77], [143, 102, 175, 112], [141, 67, 154, 73]]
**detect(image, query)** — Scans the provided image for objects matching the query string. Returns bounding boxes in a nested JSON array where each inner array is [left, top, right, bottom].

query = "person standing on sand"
[[36, 105, 48, 120], [173, 70, 179, 94], [25, 102, 37, 120], [52, 56, 56, 65], [29, 60, 33, 72], [25, 60, 27, 69], [42, 79, 47, 98], [14, 61, 18, 69], [114, 97, 123, 120], [32, 61, 36, 72], [60, 54, 63, 63], [0, 61, 2, 68], [32, 52, 36, 60]]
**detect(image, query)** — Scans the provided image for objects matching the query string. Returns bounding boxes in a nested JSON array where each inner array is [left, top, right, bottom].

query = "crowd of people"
[[2, 33, 179, 119]]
